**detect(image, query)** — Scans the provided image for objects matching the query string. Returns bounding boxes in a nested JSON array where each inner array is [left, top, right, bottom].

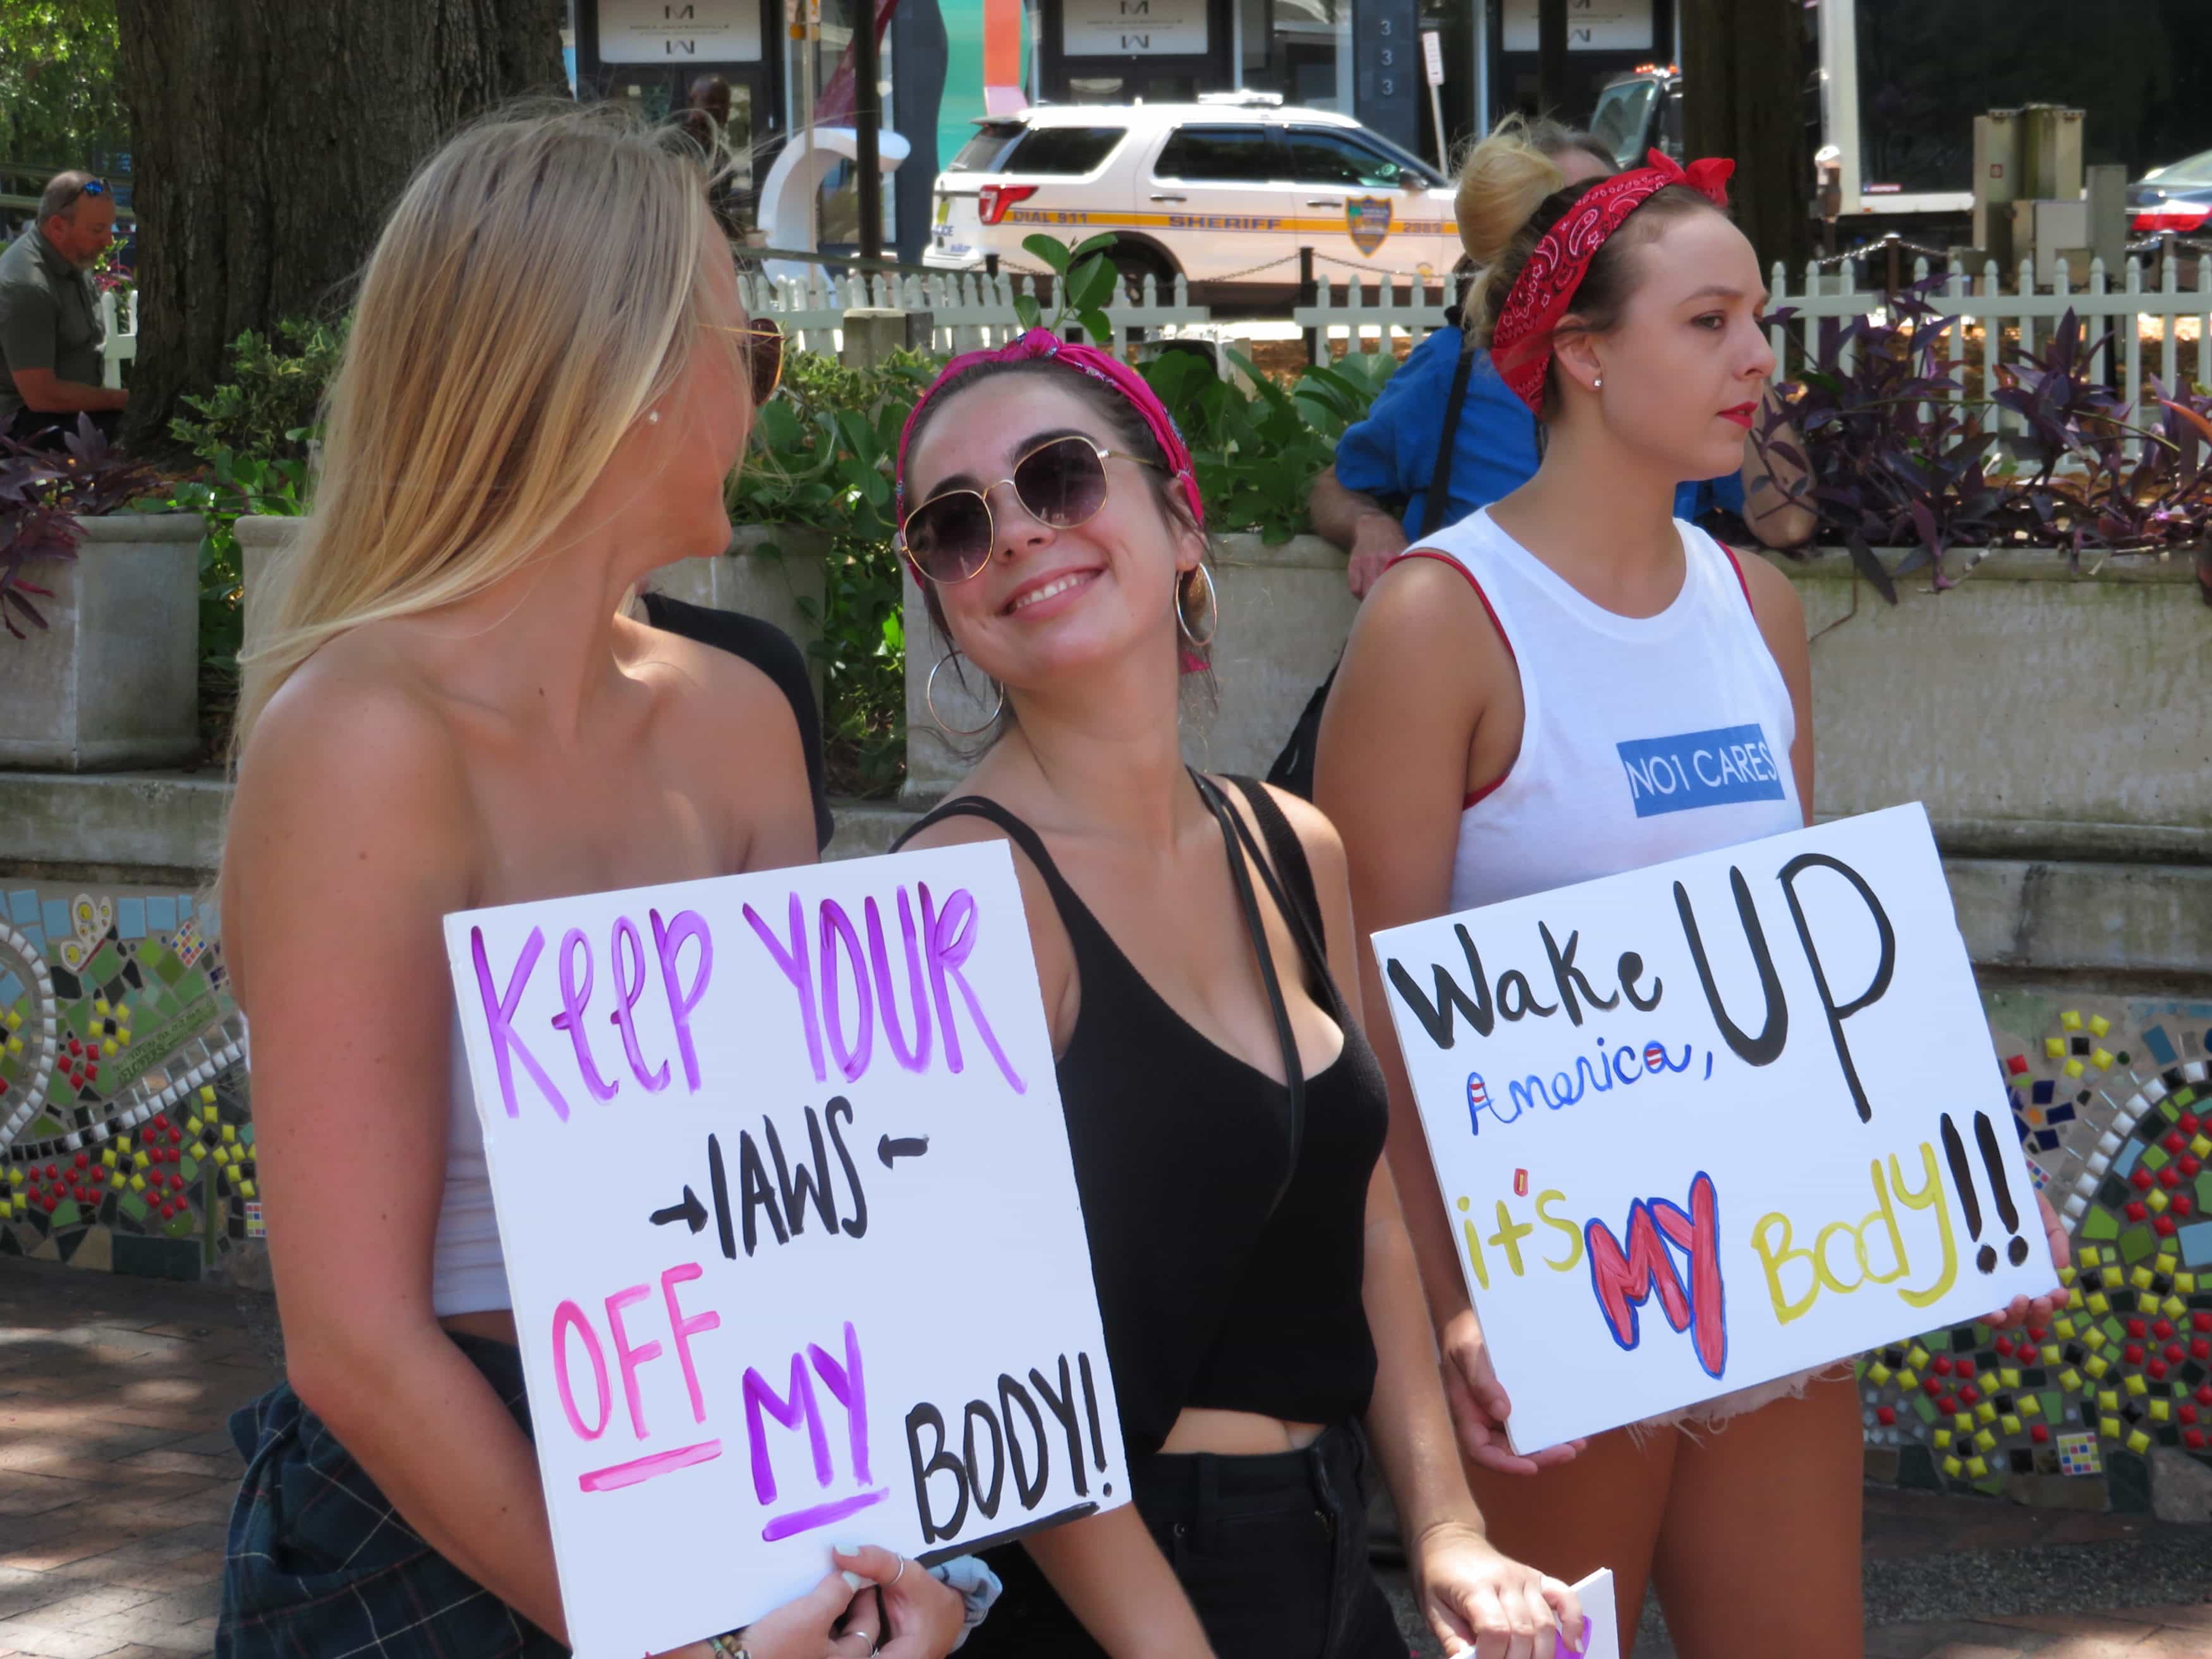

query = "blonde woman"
[[215, 107, 968, 1659], [1318, 124, 2064, 1658]]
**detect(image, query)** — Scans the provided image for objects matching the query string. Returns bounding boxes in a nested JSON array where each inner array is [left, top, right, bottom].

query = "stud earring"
[[647, 410, 662, 425], [1593, 376, 1603, 390]]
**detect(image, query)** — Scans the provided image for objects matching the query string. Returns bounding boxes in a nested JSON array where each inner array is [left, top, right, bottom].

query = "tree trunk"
[[113, 0, 564, 449], [1680, 0, 1812, 276]]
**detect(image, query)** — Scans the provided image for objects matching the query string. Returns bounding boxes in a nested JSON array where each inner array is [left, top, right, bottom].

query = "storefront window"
[[1237, 0, 1351, 111]]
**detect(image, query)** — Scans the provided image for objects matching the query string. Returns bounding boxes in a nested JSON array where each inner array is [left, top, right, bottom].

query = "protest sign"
[[1373, 804, 2057, 1452], [444, 842, 1124, 1658]]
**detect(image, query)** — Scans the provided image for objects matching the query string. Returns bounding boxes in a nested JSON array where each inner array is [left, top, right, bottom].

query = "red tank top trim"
[[1392, 548, 1517, 811], [1719, 543, 1756, 612]]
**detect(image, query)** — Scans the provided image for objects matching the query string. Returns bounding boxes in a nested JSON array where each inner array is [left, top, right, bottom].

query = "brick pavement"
[[0, 1258, 2200, 1658]]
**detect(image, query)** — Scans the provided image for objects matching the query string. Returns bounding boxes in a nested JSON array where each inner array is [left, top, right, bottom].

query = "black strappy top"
[[896, 775, 1387, 1457]]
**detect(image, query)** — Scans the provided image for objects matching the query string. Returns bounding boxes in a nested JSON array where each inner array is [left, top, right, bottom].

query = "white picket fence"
[[1290, 278, 1453, 349], [738, 267, 1209, 356], [99, 288, 135, 389], [1766, 254, 2212, 447]]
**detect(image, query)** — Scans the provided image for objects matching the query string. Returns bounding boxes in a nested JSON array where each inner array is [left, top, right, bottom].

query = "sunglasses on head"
[[705, 317, 785, 407], [900, 434, 1163, 585]]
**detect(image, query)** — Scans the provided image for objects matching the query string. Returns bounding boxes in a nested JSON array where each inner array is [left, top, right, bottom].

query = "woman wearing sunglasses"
[[216, 106, 969, 1659], [890, 331, 1581, 1659]]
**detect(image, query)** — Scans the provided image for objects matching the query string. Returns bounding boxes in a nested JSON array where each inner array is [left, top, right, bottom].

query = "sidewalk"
[[0, 1262, 2202, 1659]]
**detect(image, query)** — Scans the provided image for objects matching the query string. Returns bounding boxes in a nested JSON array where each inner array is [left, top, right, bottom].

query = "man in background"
[[0, 171, 126, 447]]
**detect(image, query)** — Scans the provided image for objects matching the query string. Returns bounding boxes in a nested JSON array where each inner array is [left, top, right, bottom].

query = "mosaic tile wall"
[[0, 885, 254, 1281], [4, 879, 2209, 1514], [1858, 992, 2212, 1519]]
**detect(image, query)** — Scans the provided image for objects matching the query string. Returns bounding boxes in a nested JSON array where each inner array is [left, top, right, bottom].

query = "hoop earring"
[[1177, 563, 1218, 650], [926, 650, 1005, 737]]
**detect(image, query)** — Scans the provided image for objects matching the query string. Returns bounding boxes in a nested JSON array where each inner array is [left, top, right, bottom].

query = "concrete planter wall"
[[904, 538, 2212, 860], [0, 511, 204, 773], [236, 518, 828, 691]]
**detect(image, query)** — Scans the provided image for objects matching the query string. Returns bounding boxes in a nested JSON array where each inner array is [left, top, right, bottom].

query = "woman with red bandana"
[[889, 332, 1584, 1659], [1315, 129, 2069, 1655]]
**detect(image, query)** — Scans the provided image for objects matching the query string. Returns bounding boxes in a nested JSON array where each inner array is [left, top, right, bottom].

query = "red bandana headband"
[[1490, 149, 1735, 415]]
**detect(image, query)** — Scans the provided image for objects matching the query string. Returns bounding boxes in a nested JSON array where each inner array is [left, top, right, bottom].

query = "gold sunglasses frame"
[[898, 435, 1164, 585]]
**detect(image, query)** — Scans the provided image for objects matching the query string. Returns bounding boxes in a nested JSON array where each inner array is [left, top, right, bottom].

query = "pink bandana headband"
[[1491, 149, 1735, 415], [894, 329, 1206, 532]]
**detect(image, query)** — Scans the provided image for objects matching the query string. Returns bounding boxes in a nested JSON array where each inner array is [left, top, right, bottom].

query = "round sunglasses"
[[706, 318, 785, 407], [899, 434, 1163, 585]]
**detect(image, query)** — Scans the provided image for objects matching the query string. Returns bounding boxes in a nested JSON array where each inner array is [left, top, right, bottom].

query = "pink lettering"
[[552, 1299, 611, 1440], [660, 1263, 722, 1426], [605, 1283, 663, 1439]]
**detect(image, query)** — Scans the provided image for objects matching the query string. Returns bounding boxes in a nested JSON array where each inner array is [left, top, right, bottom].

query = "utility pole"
[[1538, 0, 1569, 117], [854, 0, 883, 264]]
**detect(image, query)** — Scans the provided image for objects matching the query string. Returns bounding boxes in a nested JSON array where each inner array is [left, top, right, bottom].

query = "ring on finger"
[[890, 1554, 906, 1585]]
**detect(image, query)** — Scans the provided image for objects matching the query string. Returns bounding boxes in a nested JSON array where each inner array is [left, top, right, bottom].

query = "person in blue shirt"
[[1309, 123, 1814, 595]]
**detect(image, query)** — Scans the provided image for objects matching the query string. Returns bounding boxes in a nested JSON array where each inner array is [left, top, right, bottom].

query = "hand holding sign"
[[1437, 1306, 1585, 1476], [446, 843, 1126, 1658], [1374, 805, 2058, 1452]]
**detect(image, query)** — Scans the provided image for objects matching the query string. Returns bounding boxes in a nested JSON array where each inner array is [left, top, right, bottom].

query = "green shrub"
[[169, 320, 345, 463]]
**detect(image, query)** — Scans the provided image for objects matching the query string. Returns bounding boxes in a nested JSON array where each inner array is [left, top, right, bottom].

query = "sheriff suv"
[[925, 93, 1461, 306]]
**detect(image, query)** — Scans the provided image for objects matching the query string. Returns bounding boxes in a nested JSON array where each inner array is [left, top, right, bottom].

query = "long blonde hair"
[[233, 100, 732, 758]]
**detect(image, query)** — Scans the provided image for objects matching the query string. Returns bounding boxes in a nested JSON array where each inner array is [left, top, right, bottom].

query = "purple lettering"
[[744, 1354, 831, 1505], [865, 892, 933, 1073], [807, 1321, 870, 1484], [818, 901, 873, 1083], [746, 894, 827, 1083], [609, 917, 671, 1093], [549, 928, 617, 1103], [919, 884, 1027, 1095], [652, 908, 714, 1092], [470, 925, 571, 1122]]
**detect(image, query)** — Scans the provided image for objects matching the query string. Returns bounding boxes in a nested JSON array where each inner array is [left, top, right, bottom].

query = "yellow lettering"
[[1458, 1206, 1490, 1290], [1536, 1189, 1584, 1273], [1888, 1141, 1959, 1308], [1814, 1220, 1866, 1295], [1855, 1158, 1909, 1285], [1489, 1201, 1535, 1278], [1752, 1211, 1822, 1325]]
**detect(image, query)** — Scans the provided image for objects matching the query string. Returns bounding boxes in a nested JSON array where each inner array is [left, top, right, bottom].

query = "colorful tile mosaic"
[[1859, 994, 2212, 1515], [0, 885, 252, 1278], [5, 880, 2208, 1518]]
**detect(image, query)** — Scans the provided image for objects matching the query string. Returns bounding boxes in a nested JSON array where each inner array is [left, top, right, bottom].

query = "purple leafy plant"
[[1, 416, 166, 640], [1756, 279, 2212, 600]]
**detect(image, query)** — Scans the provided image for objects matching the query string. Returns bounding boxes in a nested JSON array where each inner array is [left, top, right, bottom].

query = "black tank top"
[[896, 775, 1386, 1457]]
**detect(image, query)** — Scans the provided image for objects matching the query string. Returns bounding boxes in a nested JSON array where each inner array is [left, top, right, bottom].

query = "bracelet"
[[707, 1635, 748, 1659]]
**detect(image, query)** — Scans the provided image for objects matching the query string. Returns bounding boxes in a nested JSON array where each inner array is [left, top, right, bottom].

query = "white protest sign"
[[1569, 1569, 1620, 1659], [444, 843, 1126, 1659], [1374, 805, 2057, 1452]]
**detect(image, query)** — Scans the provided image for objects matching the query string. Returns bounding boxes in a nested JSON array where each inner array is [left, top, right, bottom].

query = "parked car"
[[925, 92, 1461, 306], [2129, 150, 2212, 236]]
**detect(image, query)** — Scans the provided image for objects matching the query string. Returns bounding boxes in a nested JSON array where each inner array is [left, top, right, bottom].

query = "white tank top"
[[432, 1014, 512, 1315], [1402, 509, 1802, 911]]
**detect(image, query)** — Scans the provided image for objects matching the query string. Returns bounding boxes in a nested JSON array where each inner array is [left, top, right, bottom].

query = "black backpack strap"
[[1420, 332, 1481, 540], [1191, 772, 1307, 1215], [1220, 775, 1327, 962]]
